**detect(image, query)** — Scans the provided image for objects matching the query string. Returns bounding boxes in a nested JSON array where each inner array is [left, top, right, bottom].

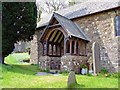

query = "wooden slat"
[[49, 30, 57, 42], [55, 32, 63, 44], [54, 31, 61, 43], [51, 30, 60, 43], [48, 31, 54, 41], [74, 40, 77, 54], [59, 35, 64, 44], [64, 37, 67, 55]]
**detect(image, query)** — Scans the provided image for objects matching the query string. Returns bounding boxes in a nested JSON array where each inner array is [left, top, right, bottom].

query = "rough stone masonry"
[[30, 6, 120, 73]]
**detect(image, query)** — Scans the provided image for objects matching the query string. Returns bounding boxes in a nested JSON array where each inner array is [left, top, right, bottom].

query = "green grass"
[[0, 64, 2, 89], [1, 53, 118, 88], [5, 53, 30, 64], [1, 64, 118, 88]]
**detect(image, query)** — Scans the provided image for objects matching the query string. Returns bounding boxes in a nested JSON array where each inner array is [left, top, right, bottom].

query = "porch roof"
[[40, 13, 90, 42], [53, 13, 90, 41]]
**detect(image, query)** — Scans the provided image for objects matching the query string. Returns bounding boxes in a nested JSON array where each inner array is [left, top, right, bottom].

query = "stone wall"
[[117, 36, 120, 72], [61, 55, 87, 73], [30, 30, 43, 64], [39, 55, 87, 73], [39, 56, 61, 70], [31, 7, 120, 72], [73, 8, 120, 72]]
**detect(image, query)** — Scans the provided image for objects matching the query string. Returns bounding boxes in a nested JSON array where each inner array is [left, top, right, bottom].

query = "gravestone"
[[67, 71, 77, 87], [92, 42, 101, 75]]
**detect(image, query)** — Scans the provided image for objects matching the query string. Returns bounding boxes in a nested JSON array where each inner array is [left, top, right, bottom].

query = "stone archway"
[[43, 28, 65, 57], [40, 28, 65, 70]]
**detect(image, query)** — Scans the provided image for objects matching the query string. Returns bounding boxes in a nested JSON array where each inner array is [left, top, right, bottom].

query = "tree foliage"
[[2, 2, 37, 63]]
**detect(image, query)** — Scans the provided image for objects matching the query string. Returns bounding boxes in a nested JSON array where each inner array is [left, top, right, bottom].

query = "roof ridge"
[[37, 1, 119, 28], [53, 12, 90, 41], [53, 12, 73, 35]]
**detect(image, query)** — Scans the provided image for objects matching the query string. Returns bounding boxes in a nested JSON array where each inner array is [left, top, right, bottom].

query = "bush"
[[45, 68, 50, 73], [100, 68, 108, 74], [39, 67, 50, 73], [81, 64, 87, 69], [39, 68, 50, 73], [87, 73, 93, 76], [111, 72, 120, 78], [39, 68, 43, 72], [98, 68, 111, 77], [60, 70, 69, 75], [104, 73, 111, 77]]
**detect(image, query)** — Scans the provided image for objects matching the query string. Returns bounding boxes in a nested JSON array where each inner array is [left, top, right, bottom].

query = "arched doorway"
[[42, 29, 65, 57], [41, 29, 65, 70]]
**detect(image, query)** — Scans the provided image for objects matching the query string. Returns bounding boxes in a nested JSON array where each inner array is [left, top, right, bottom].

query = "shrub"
[[81, 64, 87, 69], [40, 68, 50, 73], [39, 67, 50, 73], [111, 72, 120, 78], [39, 68, 43, 72], [104, 73, 111, 77], [100, 68, 108, 74], [87, 73, 93, 76], [60, 70, 69, 75], [98, 68, 111, 77]]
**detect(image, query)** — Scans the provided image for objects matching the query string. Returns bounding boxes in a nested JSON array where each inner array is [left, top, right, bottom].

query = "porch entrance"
[[39, 13, 90, 72], [42, 29, 64, 70]]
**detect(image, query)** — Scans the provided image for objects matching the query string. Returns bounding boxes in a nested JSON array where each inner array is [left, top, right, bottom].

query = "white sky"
[[36, 0, 70, 18], [36, 0, 118, 18], [36, 0, 71, 3]]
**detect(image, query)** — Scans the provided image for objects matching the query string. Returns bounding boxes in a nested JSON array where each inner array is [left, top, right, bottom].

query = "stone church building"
[[30, 0, 120, 73]]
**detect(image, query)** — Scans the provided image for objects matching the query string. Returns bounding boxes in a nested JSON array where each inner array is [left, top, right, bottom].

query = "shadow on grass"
[[68, 83, 85, 88], [2, 64, 40, 75]]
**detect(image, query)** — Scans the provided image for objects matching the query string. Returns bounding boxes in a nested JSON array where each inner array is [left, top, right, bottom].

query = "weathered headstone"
[[67, 71, 77, 87], [92, 42, 101, 75]]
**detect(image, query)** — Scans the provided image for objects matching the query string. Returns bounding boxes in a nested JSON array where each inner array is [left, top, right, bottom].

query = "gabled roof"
[[37, 0, 120, 28], [40, 12, 90, 41]]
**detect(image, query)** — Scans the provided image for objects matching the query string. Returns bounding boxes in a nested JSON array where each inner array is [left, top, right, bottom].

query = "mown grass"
[[1, 64, 118, 88], [0, 64, 2, 89], [1, 64, 67, 88], [1, 53, 119, 88], [4, 53, 30, 64]]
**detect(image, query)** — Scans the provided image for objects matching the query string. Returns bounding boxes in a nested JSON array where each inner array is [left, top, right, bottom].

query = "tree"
[[37, 0, 68, 14], [2, 2, 37, 64], [37, 8, 42, 22], [69, 1, 76, 6], [36, 2, 42, 22]]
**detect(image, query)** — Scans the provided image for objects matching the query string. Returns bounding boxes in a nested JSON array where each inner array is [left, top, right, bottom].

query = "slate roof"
[[37, 0, 120, 28], [41, 12, 90, 41]]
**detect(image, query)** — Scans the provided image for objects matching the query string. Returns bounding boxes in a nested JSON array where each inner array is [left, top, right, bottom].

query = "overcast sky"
[[36, 0, 71, 17], [36, 0, 71, 3], [35, 0, 89, 17], [36, 0, 117, 18]]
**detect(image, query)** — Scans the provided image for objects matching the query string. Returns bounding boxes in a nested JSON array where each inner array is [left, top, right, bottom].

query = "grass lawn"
[[1, 64, 118, 88], [4, 53, 30, 64], [0, 53, 119, 88]]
